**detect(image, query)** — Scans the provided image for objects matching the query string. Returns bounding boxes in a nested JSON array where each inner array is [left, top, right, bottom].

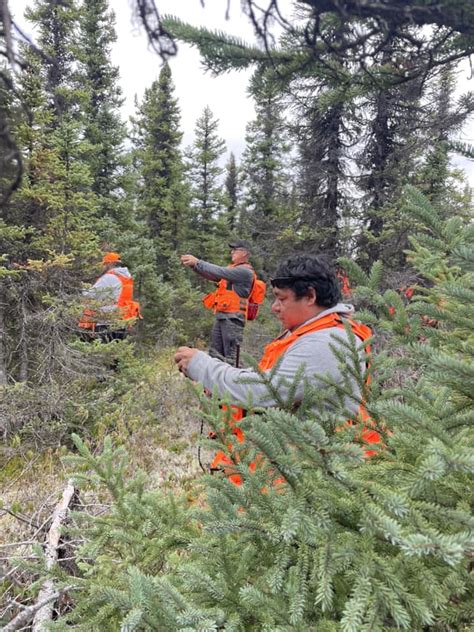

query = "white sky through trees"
[[12, 0, 260, 159], [11, 0, 474, 182], [112, 0, 259, 156]]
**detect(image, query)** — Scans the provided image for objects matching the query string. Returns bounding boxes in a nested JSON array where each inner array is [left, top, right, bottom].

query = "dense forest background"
[[0, 0, 473, 629]]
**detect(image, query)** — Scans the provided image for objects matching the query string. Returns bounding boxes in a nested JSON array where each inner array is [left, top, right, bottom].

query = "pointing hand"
[[181, 254, 198, 267]]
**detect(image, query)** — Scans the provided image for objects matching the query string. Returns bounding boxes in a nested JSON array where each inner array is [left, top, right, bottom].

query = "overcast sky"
[[13, 0, 265, 159], [11, 0, 474, 182], [112, 0, 263, 156]]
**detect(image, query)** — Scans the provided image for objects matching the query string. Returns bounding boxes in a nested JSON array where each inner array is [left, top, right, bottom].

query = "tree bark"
[[3, 589, 72, 632]]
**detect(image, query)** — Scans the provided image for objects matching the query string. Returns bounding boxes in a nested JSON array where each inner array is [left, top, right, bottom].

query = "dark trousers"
[[209, 317, 244, 366], [80, 325, 128, 344]]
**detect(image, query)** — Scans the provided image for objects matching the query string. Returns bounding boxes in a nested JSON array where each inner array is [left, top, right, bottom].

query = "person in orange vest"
[[181, 240, 256, 365], [175, 254, 379, 480], [336, 267, 352, 299], [78, 252, 140, 341]]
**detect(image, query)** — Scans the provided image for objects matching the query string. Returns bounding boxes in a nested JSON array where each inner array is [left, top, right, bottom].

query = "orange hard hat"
[[102, 251, 121, 265]]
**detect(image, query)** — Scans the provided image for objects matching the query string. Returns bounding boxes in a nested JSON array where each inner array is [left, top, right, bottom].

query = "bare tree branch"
[[0, 505, 40, 530], [133, 0, 177, 60], [0, 0, 14, 64], [2, 586, 77, 632]]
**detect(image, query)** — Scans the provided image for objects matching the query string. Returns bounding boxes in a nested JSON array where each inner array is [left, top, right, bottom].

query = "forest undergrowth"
[[0, 300, 287, 626], [0, 349, 209, 605]]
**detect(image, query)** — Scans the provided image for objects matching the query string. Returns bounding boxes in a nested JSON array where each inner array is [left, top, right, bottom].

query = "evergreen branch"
[[162, 16, 278, 73], [449, 140, 474, 159]]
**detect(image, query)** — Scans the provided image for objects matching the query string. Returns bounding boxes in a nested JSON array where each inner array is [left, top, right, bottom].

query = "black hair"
[[273, 255, 341, 307]]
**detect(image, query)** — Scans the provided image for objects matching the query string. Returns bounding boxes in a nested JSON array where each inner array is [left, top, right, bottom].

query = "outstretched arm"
[[174, 329, 364, 415], [180, 254, 253, 286]]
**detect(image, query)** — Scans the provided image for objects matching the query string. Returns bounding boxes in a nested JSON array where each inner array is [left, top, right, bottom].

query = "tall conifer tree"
[[288, 15, 353, 259], [239, 71, 290, 269], [223, 151, 239, 232], [132, 63, 188, 276], [2, 1, 99, 383], [16, 2, 97, 256], [356, 44, 424, 269], [295, 93, 347, 257], [186, 105, 226, 262], [26, 0, 80, 123], [79, 0, 128, 226], [416, 66, 474, 214]]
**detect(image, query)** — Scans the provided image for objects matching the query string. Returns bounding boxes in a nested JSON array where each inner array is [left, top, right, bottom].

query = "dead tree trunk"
[[31, 481, 77, 631], [0, 284, 8, 385]]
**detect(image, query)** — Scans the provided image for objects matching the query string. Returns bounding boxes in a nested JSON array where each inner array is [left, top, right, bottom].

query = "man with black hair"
[[175, 254, 371, 417], [180, 240, 255, 365]]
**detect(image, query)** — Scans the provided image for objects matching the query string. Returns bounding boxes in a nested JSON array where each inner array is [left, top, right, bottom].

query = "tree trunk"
[[0, 284, 8, 385], [19, 298, 28, 382]]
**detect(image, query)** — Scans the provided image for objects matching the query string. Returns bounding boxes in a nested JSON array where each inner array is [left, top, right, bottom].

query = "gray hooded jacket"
[[83, 266, 132, 316], [187, 303, 367, 415]]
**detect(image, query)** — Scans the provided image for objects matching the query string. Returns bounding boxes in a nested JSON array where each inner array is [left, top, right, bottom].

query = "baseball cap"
[[228, 239, 252, 252], [102, 252, 121, 265]]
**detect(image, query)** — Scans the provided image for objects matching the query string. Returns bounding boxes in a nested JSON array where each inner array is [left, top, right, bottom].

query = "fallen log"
[[3, 586, 75, 632], [29, 480, 77, 631]]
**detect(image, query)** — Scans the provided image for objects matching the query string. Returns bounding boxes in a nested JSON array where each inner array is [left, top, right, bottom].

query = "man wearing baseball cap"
[[180, 240, 255, 365]]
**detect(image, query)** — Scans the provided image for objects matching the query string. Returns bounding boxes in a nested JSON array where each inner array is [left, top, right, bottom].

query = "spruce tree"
[[285, 12, 354, 259], [79, 0, 129, 226], [186, 105, 227, 262], [355, 44, 425, 270], [223, 151, 239, 233], [1, 1, 99, 383], [295, 88, 348, 257], [0, 64, 22, 209], [13, 16, 97, 257], [356, 55, 474, 271], [239, 70, 291, 271], [0, 72, 24, 385], [416, 66, 474, 214], [130, 64, 205, 341], [25, 0, 80, 123], [133, 63, 189, 276]]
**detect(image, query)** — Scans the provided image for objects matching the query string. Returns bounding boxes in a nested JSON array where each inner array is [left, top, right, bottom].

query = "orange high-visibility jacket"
[[109, 270, 138, 320], [211, 312, 380, 484], [337, 271, 352, 298], [79, 270, 140, 330], [203, 264, 256, 318]]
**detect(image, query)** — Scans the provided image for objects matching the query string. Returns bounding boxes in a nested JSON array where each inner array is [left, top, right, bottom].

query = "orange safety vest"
[[203, 264, 256, 319], [211, 312, 381, 485], [78, 271, 140, 331], [337, 271, 352, 298]]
